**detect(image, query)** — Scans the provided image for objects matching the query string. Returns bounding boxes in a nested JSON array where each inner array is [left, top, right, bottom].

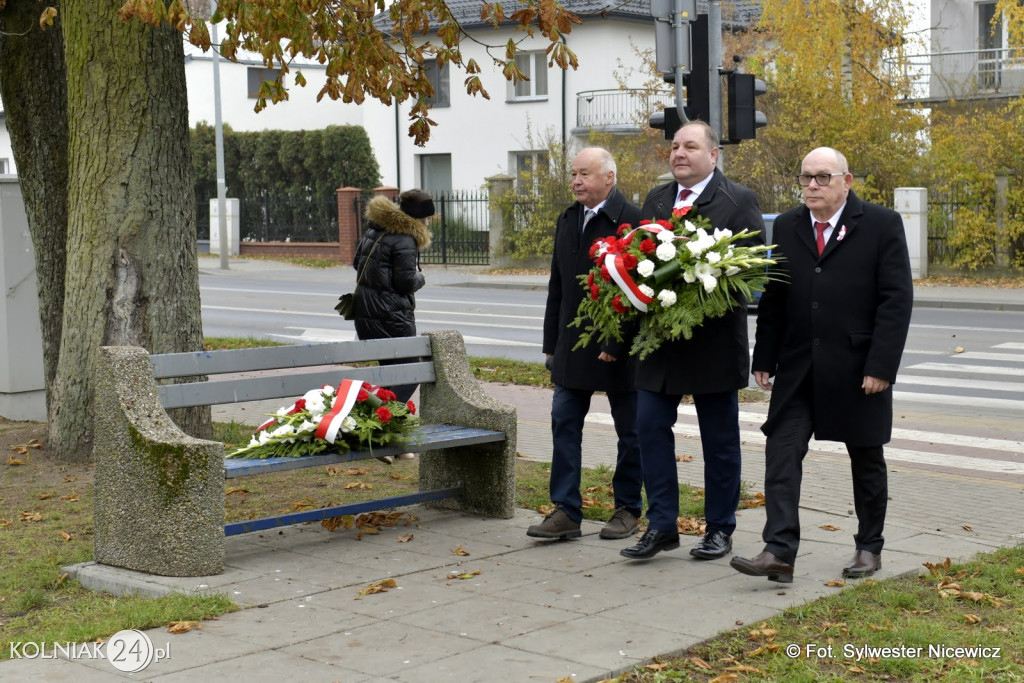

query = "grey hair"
[[806, 147, 850, 173], [579, 147, 617, 178]]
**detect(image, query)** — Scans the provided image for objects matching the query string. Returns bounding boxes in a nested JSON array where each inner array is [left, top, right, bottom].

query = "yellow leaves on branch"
[[118, 0, 580, 145]]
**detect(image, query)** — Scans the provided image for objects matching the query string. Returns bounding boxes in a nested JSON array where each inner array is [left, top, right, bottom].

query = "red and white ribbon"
[[315, 379, 365, 443], [605, 253, 653, 312]]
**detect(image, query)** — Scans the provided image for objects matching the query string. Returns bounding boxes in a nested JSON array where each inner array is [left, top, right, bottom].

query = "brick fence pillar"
[[336, 187, 361, 264], [374, 185, 399, 201]]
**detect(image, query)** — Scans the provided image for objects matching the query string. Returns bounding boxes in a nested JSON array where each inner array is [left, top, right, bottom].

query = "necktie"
[[814, 221, 829, 256], [582, 208, 596, 231], [676, 188, 693, 206]]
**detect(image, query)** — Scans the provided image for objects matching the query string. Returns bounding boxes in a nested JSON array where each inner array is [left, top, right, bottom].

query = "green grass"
[[621, 548, 1024, 682]]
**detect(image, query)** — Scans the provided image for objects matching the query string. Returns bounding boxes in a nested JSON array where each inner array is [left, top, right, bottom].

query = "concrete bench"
[[91, 329, 517, 577]]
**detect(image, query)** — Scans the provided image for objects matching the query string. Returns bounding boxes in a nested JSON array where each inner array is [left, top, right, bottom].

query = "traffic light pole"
[[707, 0, 723, 141], [671, 0, 688, 122]]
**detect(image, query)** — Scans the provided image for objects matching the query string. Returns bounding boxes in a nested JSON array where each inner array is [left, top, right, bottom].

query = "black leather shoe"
[[729, 551, 795, 583], [619, 529, 680, 560], [842, 549, 882, 579], [690, 529, 733, 559]]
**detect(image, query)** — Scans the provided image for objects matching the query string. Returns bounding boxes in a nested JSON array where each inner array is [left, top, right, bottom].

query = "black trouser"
[[762, 373, 887, 566]]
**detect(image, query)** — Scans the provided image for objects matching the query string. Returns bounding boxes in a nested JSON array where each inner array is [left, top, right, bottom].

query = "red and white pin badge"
[[837, 225, 847, 241]]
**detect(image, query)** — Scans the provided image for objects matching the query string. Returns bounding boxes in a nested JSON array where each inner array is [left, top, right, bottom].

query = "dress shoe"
[[526, 507, 581, 540], [619, 529, 680, 560], [842, 549, 882, 579], [729, 551, 795, 583], [690, 529, 733, 560]]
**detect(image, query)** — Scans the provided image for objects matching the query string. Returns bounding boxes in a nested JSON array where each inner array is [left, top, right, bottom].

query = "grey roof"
[[440, 0, 761, 30]]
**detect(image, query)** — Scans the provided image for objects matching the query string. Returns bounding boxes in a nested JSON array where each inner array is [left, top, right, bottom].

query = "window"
[[511, 150, 549, 195], [977, 3, 1002, 90], [0, 159, 8, 175], [423, 61, 450, 107], [508, 52, 549, 101], [418, 154, 452, 195], [247, 67, 282, 99]]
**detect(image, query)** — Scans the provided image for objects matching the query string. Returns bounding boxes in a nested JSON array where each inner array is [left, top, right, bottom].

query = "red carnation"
[[674, 205, 693, 217], [291, 399, 306, 413], [377, 388, 397, 402], [357, 389, 369, 402], [639, 218, 652, 225], [621, 253, 638, 271], [406, 400, 416, 415], [599, 264, 612, 282], [618, 232, 635, 247], [376, 406, 392, 423], [612, 295, 628, 314], [618, 223, 634, 236], [590, 283, 600, 300], [588, 241, 601, 261], [587, 271, 595, 287], [639, 239, 656, 255], [656, 219, 673, 230]]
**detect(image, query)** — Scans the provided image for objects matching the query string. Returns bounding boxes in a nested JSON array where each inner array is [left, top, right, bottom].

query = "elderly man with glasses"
[[730, 146, 913, 583]]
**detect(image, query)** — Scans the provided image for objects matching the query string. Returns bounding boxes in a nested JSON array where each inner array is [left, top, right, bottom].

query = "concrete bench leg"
[[420, 330, 517, 518], [93, 347, 225, 576]]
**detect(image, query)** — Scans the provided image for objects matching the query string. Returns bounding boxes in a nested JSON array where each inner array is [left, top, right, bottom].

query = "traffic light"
[[727, 72, 767, 141], [649, 106, 682, 140], [682, 14, 709, 123]]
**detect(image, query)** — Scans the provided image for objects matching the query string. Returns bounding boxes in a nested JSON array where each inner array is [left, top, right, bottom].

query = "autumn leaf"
[[962, 524, 974, 532], [709, 673, 740, 683], [291, 498, 315, 511], [643, 659, 671, 671], [37, 493, 53, 500], [726, 665, 765, 674], [167, 621, 202, 634], [954, 346, 965, 353], [59, 531, 72, 541], [7, 456, 24, 466], [819, 524, 841, 531], [446, 569, 482, 580], [344, 467, 368, 476], [923, 557, 952, 576], [676, 517, 706, 535], [225, 487, 250, 496], [395, 533, 414, 543], [688, 656, 712, 670], [825, 579, 846, 587], [356, 578, 397, 597], [10, 438, 43, 455], [1016, 567, 1024, 576], [19, 511, 42, 522], [321, 515, 355, 532], [964, 614, 982, 624], [450, 545, 470, 556], [0, 519, 9, 527], [740, 492, 766, 508]]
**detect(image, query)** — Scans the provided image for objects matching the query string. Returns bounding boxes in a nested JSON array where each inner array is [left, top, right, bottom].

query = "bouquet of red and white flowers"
[[572, 206, 776, 359], [227, 380, 419, 459]]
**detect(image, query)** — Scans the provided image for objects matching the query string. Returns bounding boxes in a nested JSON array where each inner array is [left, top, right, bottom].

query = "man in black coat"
[[730, 147, 913, 583], [527, 147, 645, 541], [620, 121, 764, 561]]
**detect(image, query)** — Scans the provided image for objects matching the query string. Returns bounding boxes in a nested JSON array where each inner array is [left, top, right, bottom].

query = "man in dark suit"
[[730, 147, 913, 583], [528, 147, 645, 541], [620, 121, 764, 561]]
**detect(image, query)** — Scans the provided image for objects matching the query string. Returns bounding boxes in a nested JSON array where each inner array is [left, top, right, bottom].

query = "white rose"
[[656, 242, 676, 262], [657, 289, 677, 307], [638, 284, 654, 297], [637, 259, 655, 277]]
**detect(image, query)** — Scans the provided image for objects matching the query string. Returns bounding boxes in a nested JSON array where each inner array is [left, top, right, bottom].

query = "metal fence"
[[928, 188, 980, 265], [419, 190, 491, 265], [196, 196, 338, 243]]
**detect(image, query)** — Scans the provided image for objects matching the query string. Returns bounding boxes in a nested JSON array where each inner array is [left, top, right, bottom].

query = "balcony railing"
[[575, 89, 675, 131], [893, 47, 1024, 102]]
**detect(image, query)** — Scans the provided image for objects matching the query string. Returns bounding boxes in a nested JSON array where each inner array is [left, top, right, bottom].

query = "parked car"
[[749, 213, 777, 310]]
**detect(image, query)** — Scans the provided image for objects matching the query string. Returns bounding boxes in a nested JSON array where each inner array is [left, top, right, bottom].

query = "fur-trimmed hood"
[[365, 196, 432, 249]]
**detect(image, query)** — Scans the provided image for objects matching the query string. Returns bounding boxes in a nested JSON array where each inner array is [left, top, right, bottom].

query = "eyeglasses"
[[796, 172, 845, 187]]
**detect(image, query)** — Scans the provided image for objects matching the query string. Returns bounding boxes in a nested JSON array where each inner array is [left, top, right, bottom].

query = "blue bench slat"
[[159, 362, 436, 410], [224, 485, 464, 536], [151, 337, 433, 379], [224, 424, 505, 478]]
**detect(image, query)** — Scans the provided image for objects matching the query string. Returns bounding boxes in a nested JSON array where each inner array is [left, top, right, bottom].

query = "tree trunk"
[[0, 1, 69, 420], [51, 0, 207, 461]]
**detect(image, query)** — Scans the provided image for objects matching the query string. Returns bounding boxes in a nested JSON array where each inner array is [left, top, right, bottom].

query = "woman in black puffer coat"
[[352, 189, 433, 404]]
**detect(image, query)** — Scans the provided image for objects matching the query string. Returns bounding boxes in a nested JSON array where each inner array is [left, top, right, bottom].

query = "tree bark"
[[50, 0, 207, 461], [0, 1, 69, 420]]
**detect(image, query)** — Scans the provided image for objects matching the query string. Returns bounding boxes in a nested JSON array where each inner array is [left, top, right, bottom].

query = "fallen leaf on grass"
[[820, 524, 841, 531], [0, 518, 9, 527], [747, 644, 780, 656], [344, 467, 368, 476], [343, 482, 373, 490], [37, 493, 53, 500], [63, 476, 77, 483], [167, 621, 202, 634], [388, 472, 411, 480], [536, 503, 555, 515], [291, 498, 316, 511], [54, 573, 67, 588], [847, 665, 868, 674], [726, 665, 765, 674], [709, 673, 740, 683], [1016, 567, 1024, 576], [964, 614, 982, 624], [446, 569, 482, 580], [59, 531, 72, 541], [643, 659, 672, 671], [450, 545, 471, 556], [7, 456, 24, 466], [10, 439, 43, 455], [19, 511, 42, 522], [825, 580, 846, 587], [395, 533, 414, 543], [225, 487, 250, 496], [924, 557, 952, 576], [746, 625, 778, 641], [356, 578, 397, 597]]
